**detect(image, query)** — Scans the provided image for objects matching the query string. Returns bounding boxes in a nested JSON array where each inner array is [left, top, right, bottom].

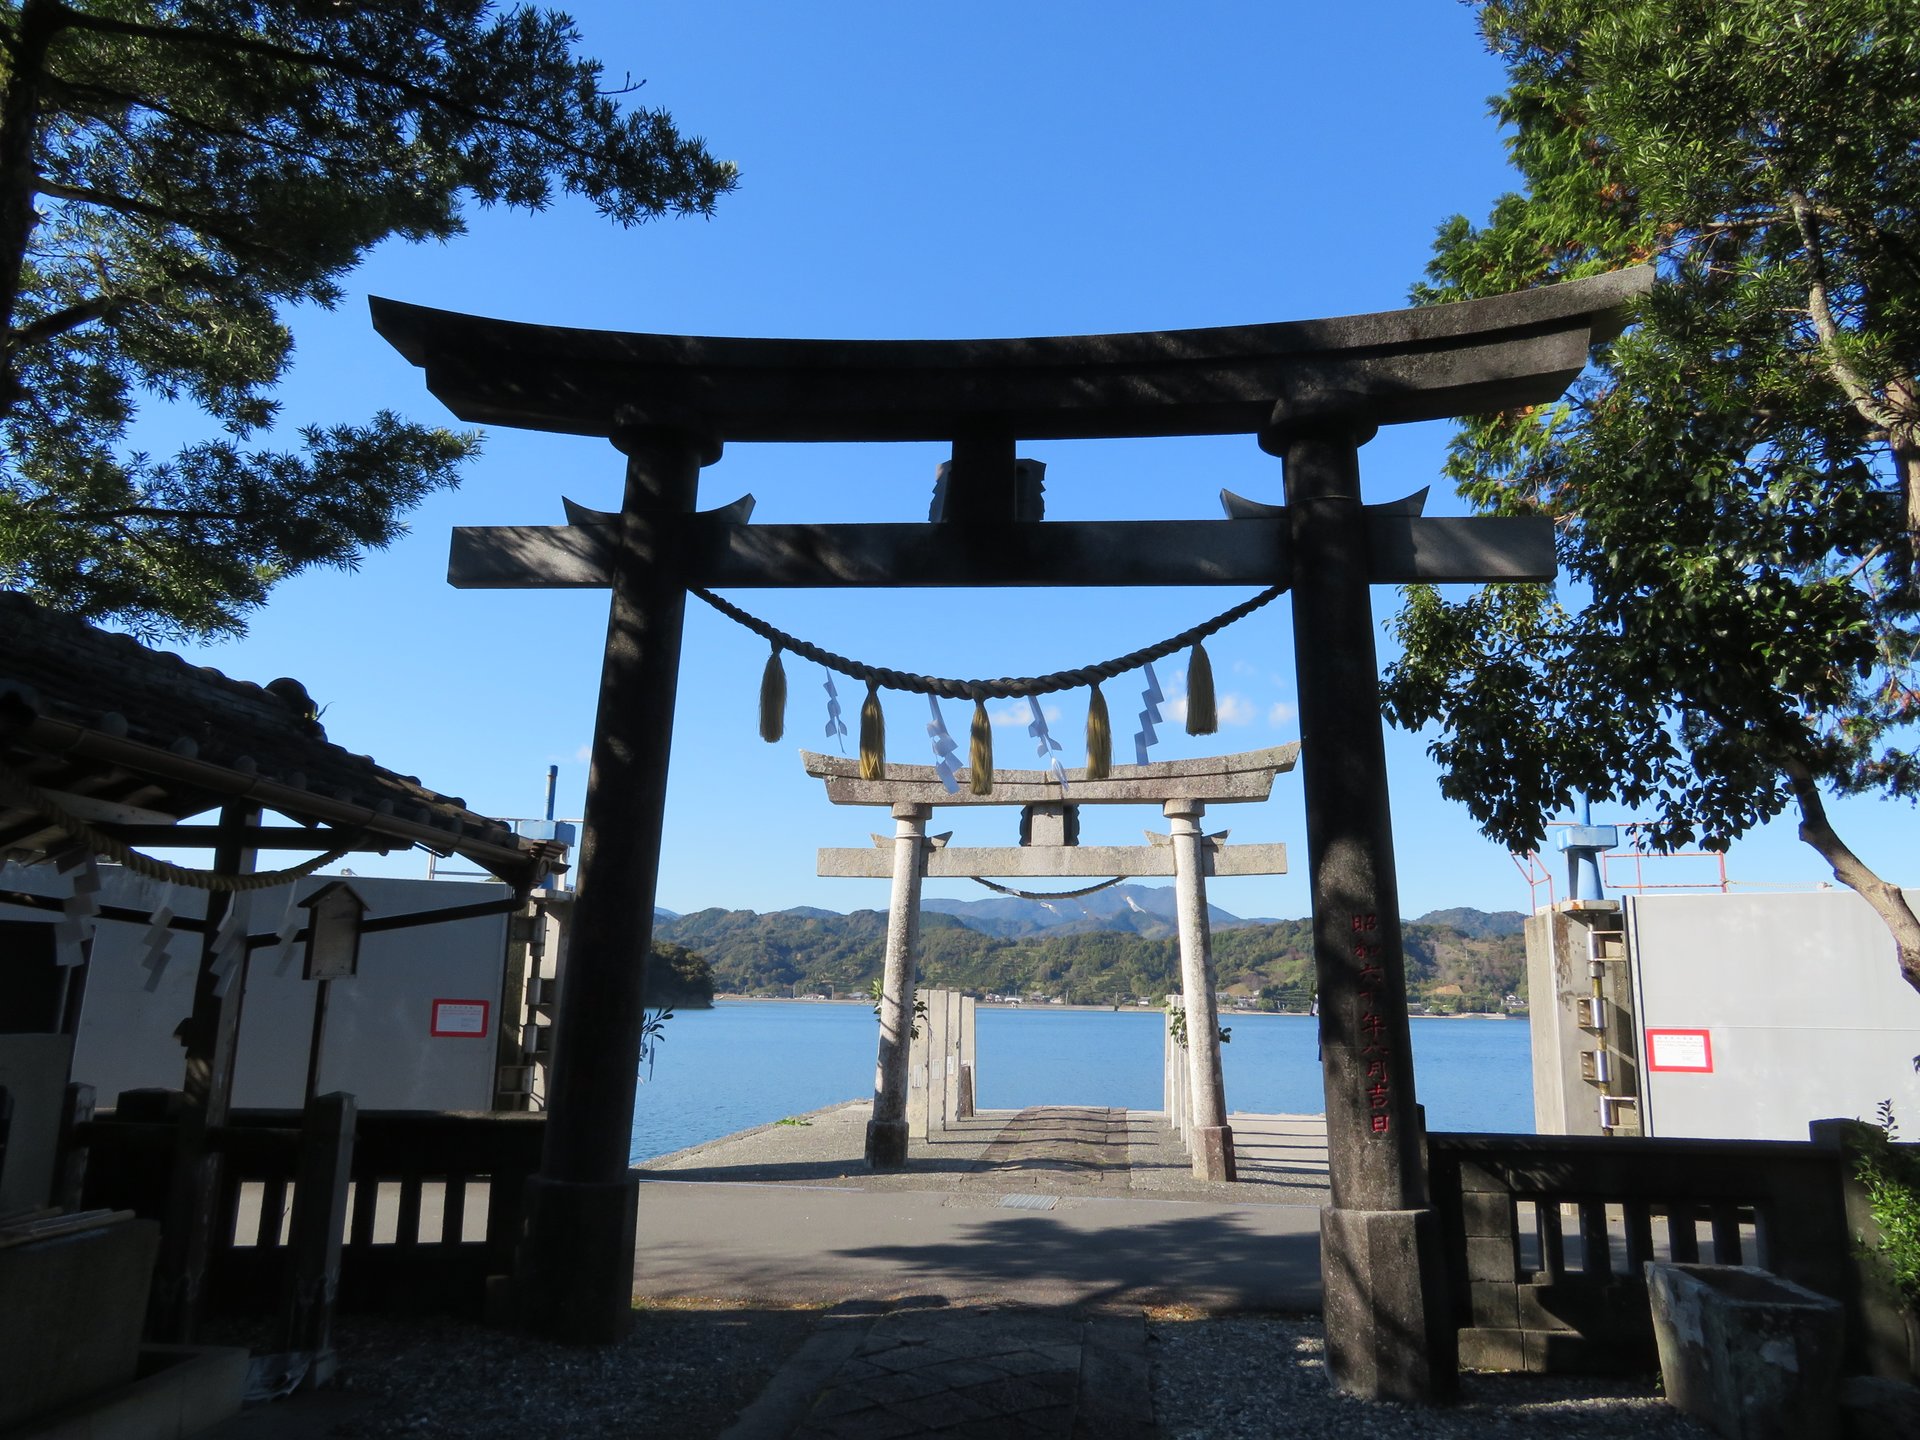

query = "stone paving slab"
[[721, 1304, 1154, 1440]]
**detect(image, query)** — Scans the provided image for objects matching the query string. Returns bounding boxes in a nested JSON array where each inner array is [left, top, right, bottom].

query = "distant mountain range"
[[919, 885, 1258, 940], [649, 887, 1529, 1010], [663, 887, 1523, 941]]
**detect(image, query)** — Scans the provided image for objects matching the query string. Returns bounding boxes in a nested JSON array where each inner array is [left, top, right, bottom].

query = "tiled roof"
[[0, 593, 555, 886]]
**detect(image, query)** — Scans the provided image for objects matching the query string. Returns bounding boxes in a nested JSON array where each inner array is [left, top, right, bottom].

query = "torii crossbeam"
[[373, 265, 1651, 1403]]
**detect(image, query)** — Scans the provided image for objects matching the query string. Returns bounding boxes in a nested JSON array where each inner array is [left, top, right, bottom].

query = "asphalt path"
[[634, 1103, 1328, 1312]]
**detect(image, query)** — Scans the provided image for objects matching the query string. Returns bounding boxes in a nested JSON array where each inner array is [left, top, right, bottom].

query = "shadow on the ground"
[[830, 1209, 1323, 1310]]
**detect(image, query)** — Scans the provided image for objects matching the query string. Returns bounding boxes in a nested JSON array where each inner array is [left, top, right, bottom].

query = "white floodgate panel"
[[1627, 890, 1920, 1140], [1528, 886, 1920, 1140]]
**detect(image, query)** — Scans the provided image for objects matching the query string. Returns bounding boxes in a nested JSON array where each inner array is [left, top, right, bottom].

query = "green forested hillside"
[[653, 908, 1526, 1012]]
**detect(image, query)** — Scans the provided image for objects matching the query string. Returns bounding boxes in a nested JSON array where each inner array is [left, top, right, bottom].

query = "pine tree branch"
[[4, 291, 124, 349], [48, 5, 639, 179], [32, 179, 313, 272], [44, 76, 343, 170], [1789, 189, 1901, 433], [26, 501, 254, 525]]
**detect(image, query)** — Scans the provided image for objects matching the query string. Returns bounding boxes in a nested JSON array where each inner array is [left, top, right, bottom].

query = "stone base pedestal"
[[866, 1119, 908, 1169], [513, 1173, 640, 1343], [1190, 1124, 1237, 1182], [1319, 1205, 1457, 1403]]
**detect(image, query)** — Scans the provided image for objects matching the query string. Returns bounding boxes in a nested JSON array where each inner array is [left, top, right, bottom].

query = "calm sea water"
[[628, 1001, 1534, 1163]]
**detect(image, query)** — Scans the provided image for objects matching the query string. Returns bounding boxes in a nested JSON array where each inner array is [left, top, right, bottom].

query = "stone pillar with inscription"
[[515, 418, 719, 1343], [868, 803, 929, 1167], [1266, 401, 1456, 1402]]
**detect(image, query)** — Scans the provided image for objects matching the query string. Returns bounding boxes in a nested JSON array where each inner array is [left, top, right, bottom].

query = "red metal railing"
[[1516, 821, 1730, 912]]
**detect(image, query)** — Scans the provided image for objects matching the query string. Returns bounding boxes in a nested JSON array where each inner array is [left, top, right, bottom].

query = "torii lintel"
[[800, 743, 1300, 808], [371, 267, 1650, 445]]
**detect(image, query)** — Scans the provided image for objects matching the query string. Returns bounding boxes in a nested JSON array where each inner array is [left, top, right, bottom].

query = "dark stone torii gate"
[[372, 265, 1649, 1401]]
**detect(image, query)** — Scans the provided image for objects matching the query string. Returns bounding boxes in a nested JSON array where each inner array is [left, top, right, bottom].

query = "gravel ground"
[[201, 1112, 1702, 1436], [1148, 1315, 1708, 1440], [209, 1307, 1707, 1438], [203, 1304, 820, 1439]]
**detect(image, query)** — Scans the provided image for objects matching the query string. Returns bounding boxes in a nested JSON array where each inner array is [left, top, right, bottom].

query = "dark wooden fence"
[[82, 1101, 545, 1319], [1428, 1131, 1855, 1374]]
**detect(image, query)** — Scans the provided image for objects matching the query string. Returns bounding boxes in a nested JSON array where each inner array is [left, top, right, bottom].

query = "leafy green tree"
[[0, 0, 733, 638], [1382, 0, 1920, 990], [644, 940, 713, 1009]]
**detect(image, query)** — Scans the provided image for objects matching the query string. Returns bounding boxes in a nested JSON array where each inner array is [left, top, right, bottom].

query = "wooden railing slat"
[[1667, 1205, 1700, 1263], [1625, 1202, 1654, 1270], [394, 1179, 423, 1251], [255, 1178, 288, 1249], [1537, 1200, 1566, 1283], [348, 1177, 378, 1250], [442, 1177, 467, 1246], [1710, 1204, 1742, 1264], [1579, 1201, 1613, 1280]]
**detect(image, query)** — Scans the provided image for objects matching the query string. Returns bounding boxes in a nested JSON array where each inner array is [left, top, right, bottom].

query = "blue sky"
[[163, 2, 1912, 920]]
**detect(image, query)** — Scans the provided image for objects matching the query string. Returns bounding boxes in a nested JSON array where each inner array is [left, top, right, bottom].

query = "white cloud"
[[1170, 693, 1253, 726], [1267, 702, 1298, 727], [990, 702, 1065, 728], [573, 744, 593, 763]]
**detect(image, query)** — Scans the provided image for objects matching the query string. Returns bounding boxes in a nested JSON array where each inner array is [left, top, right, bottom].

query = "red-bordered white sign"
[[430, 998, 491, 1038], [1645, 1028, 1713, 1073]]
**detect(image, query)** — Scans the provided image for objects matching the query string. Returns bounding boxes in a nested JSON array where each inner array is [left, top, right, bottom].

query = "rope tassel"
[[859, 680, 886, 780], [969, 699, 994, 795], [1185, 640, 1218, 735], [1085, 683, 1111, 780], [759, 644, 787, 743]]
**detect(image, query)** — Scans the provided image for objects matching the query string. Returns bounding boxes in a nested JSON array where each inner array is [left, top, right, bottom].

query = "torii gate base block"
[[1320, 1207, 1455, 1401]]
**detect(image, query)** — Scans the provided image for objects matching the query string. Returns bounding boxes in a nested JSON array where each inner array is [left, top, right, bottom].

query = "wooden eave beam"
[[92, 824, 398, 853], [13, 714, 551, 887]]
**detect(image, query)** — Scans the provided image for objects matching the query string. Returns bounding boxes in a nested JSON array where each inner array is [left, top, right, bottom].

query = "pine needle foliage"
[[0, 1, 736, 639]]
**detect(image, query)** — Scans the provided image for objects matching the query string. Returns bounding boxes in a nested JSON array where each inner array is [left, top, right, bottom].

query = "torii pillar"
[[1264, 396, 1453, 1401], [512, 417, 720, 1343], [868, 801, 928, 1165]]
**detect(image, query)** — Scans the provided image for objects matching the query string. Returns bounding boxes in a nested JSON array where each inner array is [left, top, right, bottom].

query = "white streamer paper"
[[208, 902, 249, 998], [139, 882, 178, 992], [823, 674, 849, 751], [1134, 662, 1165, 766], [53, 849, 100, 967], [1027, 697, 1069, 792], [269, 884, 307, 976], [926, 695, 963, 794]]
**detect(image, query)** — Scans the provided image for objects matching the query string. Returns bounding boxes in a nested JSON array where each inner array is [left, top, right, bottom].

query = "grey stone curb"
[[720, 1303, 885, 1440]]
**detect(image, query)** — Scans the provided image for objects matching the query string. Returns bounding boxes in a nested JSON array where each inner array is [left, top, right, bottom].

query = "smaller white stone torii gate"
[[805, 743, 1297, 1181]]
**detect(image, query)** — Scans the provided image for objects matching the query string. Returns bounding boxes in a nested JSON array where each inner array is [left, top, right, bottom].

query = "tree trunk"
[[1781, 754, 1920, 995], [1884, 378, 1920, 570], [0, 0, 64, 405]]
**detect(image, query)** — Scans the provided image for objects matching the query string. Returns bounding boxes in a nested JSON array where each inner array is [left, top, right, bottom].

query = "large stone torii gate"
[[373, 264, 1649, 1401], [807, 744, 1297, 1181]]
